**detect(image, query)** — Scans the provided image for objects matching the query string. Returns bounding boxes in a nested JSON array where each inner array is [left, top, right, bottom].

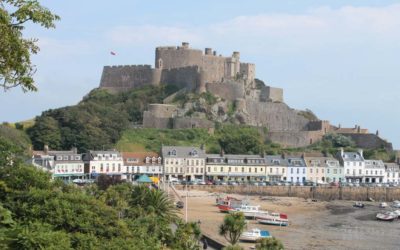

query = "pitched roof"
[[162, 146, 206, 158], [122, 152, 161, 165]]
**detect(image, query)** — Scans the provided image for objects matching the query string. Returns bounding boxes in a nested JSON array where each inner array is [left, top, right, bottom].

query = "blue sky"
[[1, 0, 399, 149]]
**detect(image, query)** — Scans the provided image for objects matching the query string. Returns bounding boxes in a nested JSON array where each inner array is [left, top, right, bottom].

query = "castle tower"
[[197, 69, 206, 94]]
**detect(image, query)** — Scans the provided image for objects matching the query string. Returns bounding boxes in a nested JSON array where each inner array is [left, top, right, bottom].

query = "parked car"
[[176, 201, 184, 209]]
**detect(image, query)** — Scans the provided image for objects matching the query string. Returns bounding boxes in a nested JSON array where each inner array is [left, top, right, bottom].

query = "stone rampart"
[[245, 100, 309, 131], [99, 65, 155, 92], [206, 82, 244, 101], [268, 130, 324, 147], [261, 86, 283, 103], [155, 46, 203, 69], [160, 66, 200, 91], [142, 111, 172, 129], [178, 185, 400, 202]]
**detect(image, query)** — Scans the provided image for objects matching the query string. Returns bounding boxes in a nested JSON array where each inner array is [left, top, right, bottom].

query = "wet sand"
[[176, 190, 400, 250]]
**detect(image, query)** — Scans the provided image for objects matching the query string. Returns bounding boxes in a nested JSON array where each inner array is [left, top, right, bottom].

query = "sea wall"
[[177, 185, 400, 202]]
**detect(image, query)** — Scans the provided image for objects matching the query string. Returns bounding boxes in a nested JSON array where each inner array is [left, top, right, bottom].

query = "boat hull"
[[258, 219, 288, 226]]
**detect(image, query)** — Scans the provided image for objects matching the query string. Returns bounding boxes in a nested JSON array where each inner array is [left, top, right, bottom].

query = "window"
[[100, 165, 104, 172], [359, 162, 362, 167], [291, 168, 293, 174], [75, 156, 80, 160], [112, 163, 115, 172], [63, 156, 68, 160], [270, 168, 272, 173], [196, 168, 198, 174], [208, 167, 210, 172], [249, 168, 252, 173], [255, 168, 257, 173], [91, 166, 95, 170], [310, 168, 313, 174], [228, 167, 231, 172], [196, 160, 199, 166], [296, 168, 299, 174], [359, 169, 362, 175], [316, 168, 319, 174], [201, 168, 203, 173], [118, 164, 121, 172], [242, 167, 244, 172], [220, 167, 223, 172], [303, 168, 305, 174], [276, 168, 279, 174], [282, 168, 285, 174]]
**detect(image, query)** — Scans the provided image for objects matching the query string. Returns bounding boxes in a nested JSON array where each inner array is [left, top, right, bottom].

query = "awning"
[[137, 174, 153, 183]]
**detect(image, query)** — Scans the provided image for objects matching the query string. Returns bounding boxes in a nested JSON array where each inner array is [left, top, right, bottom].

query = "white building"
[[286, 156, 307, 184], [84, 150, 125, 180], [122, 152, 162, 181], [337, 149, 365, 183], [384, 163, 399, 184], [364, 160, 385, 183], [162, 146, 206, 181]]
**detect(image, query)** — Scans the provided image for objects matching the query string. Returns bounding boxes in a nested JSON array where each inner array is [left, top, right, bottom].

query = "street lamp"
[[184, 158, 188, 223]]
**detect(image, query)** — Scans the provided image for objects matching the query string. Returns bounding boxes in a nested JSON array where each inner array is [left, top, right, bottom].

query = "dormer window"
[[171, 150, 177, 156], [145, 157, 150, 163], [191, 149, 198, 156]]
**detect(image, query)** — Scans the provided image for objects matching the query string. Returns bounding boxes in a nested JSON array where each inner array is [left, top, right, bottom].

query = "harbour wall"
[[176, 185, 400, 202]]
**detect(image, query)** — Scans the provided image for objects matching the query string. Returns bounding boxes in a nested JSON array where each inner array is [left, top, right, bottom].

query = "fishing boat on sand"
[[256, 212, 289, 226], [239, 228, 271, 242], [230, 205, 268, 218], [376, 211, 397, 221], [216, 196, 249, 213]]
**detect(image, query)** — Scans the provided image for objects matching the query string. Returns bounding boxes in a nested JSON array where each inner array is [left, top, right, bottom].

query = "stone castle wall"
[[100, 65, 156, 92], [245, 100, 309, 131], [205, 82, 245, 101], [155, 46, 203, 70], [260, 86, 283, 103], [160, 66, 200, 91], [268, 130, 325, 148]]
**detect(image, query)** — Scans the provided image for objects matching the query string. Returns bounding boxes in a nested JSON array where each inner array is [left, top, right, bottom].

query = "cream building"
[[162, 146, 206, 181], [265, 155, 288, 182], [384, 163, 399, 184], [206, 153, 266, 182]]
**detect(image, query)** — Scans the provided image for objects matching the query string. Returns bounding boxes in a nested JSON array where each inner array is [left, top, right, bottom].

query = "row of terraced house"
[[31, 145, 400, 185]]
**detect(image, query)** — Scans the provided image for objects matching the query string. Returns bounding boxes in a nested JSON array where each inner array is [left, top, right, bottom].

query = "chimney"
[[338, 124, 341, 129], [220, 148, 224, 157], [340, 148, 344, 157], [72, 147, 78, 154], [358, 149, 364, 158], [213, 51, 217, 56], [357, 126, 361, 133], [200, 144, 205, 151], [182, 42, 189, 49], [281, 153, 286, 159], [44, 145, 49, 154], [205, 48, 212, 55], [376, 130, 379, 136]]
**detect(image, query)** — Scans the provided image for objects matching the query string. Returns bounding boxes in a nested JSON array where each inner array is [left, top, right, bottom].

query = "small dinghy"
[[239, 228, 271, 242], [353, 202, 365, 208], [379, 202, 388, 208], [376, 212, 397, 221]]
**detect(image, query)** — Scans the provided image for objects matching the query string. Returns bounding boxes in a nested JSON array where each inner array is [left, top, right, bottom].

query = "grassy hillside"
[[116, 128, 220, 153]]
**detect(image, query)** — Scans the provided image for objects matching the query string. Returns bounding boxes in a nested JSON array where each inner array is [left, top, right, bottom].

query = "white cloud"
[[106, 25, 203, 46]]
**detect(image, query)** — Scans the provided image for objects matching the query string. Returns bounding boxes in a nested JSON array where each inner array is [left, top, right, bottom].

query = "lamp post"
[[184, 158, 188, 223]]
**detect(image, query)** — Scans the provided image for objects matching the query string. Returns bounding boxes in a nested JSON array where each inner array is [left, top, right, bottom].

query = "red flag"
[[110, 51, 116, 56]]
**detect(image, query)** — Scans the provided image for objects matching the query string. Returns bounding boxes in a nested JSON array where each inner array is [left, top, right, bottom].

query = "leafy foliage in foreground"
[[0, 140, 201, 250]]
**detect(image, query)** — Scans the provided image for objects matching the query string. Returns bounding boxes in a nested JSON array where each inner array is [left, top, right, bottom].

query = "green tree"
[[219, 212, 247, 246], [171, 221, 202, 250], [0, 0, 60, 91], [27, 115, 61, 149], [217, 125, 263, 154], [255, 237, 284, 250]]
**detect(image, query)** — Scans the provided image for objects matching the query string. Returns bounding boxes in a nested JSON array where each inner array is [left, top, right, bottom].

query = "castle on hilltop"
[[99, 42, 392, 150], [100, 42, 282, 102]]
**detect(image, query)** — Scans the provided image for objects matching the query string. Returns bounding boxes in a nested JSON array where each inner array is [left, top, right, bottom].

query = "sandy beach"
[[176, 190, 400, 250]]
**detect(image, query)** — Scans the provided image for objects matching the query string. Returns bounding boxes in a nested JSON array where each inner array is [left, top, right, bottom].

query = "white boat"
[[379, 202, 388, 208], [376, 211, 397, 221], [392, 201, 400, 208], [392, 210, 400, 218], [239, 228, 271, 242], [231, 205, 268, 219], [256, 212, 289, 226]]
